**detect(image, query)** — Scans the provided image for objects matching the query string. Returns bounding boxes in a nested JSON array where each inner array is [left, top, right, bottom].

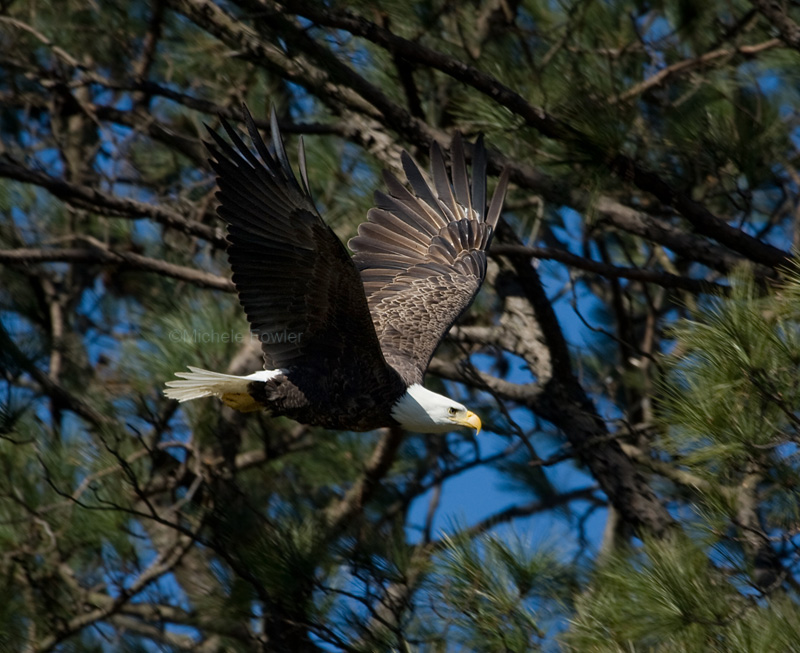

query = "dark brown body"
[[247, 370, 407, 431]]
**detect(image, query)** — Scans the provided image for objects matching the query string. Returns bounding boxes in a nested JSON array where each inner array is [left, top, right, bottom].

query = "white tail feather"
[[164, 366, 280, 403]]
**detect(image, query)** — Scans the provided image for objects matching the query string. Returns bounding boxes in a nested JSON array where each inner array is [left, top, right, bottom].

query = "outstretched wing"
[[348, 134, 509, 386], [206, 106, 392, 388]]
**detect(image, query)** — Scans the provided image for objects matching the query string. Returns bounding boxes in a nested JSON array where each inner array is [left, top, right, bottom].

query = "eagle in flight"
[[165, 107, 509, 433]]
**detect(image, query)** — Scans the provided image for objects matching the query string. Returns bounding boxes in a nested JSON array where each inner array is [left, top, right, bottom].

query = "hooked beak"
[[457, 411, 482, 434]]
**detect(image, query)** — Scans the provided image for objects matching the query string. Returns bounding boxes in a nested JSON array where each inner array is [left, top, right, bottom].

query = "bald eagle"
[[164, 107, 509, 433]]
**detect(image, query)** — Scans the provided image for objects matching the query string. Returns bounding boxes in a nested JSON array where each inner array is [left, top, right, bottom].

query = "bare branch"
[[36, 529, 199, 652], [0, 242, 234, 292], [491, 244, 729, 294], [0, 160, 225, 247], [613, 38, 782, 103]]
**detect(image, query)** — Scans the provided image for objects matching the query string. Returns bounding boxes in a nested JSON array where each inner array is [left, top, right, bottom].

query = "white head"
[[390, 384, 482, 434]]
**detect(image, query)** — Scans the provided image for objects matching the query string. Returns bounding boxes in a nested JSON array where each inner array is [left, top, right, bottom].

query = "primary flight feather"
[[164, 106, 509, 433]]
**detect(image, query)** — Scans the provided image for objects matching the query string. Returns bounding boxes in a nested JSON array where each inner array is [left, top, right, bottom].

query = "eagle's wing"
[[348, 134, 509, 386], [206, 106, 390, 384]]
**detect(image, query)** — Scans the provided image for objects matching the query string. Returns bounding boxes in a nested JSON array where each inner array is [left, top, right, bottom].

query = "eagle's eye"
[[448, 407, 458, 416]]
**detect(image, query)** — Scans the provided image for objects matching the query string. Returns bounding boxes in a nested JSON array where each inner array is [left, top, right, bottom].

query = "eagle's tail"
[[164, 366, 279, 412]]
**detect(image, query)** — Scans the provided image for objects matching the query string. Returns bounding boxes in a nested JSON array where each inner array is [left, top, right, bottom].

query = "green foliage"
[[564, 265, 800, 649], [0, 416, 139, 645], [2, 0, 799, 649], [566, 265, 800, 650], [427, 532, 572, 651], [565, 534, 800, 653], [659, 267, 800, 474]]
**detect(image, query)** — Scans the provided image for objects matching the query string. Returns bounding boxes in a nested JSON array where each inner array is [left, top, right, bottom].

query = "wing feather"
[[450, 133, 472, 216], [471, 135, 487, 222], [486, 168, 510, 228], [401, 152, 449, 227], [431, 142, 459, 220], [206, 105, 395, 395], [349, 133, 509, 385], [373, 191, 440, 238]]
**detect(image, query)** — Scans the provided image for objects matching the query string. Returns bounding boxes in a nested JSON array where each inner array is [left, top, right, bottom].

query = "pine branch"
[[152, 0, 766, 284], [283, 0, 791, 270], [427, 357, 544, 404], [0, 242, 235, 292], [163, 0, 380, 119], [751, 0, 800, 50], [324, 426, 406, 532], [130, 0, 167, 110], [592, 197, 768, 276], [613, 38, 782, 104], [0, 160, 225, 247], [490, 244, 728, 294], [461, 486, 601, 540], [0, 323, 112, 428], [430, 226, 677, 537], [35, 528, 199, 652], [105, 616, 197, 650]]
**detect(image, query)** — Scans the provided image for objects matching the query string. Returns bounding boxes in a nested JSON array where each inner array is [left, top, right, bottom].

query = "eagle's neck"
[[390, 384, 453, 433]]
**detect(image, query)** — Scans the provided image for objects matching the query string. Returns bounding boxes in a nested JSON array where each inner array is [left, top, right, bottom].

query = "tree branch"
[[490, 244, 728, 294], [36, 529, 198, 652], [324, 426, 406, 532], [0, 160, 225, 247], [282, 0, 791, 269], [0, 242, 234, 292], [751, 0, 800, 50], [613, 38, 781, 103]]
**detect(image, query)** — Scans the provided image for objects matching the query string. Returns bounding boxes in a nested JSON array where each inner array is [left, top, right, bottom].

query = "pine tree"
[[1, 0, 799, 650]]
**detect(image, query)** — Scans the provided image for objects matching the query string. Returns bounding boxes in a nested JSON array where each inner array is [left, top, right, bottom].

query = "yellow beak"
[[459, 411, 482, 433]]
